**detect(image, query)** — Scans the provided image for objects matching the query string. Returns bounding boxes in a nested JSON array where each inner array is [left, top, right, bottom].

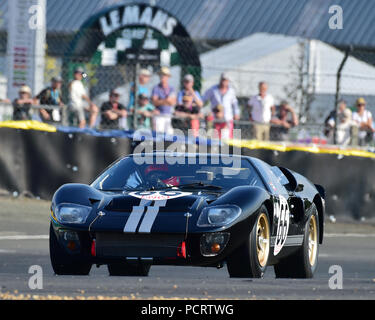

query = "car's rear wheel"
[[49, 223, 92, 275], [227, 205, 270, 278], [274, 205, 319, 278], [107, 262, 151, 276]]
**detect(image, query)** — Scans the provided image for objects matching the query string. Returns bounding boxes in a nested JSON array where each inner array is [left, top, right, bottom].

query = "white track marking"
[[0, 249, 16, 253], [325, 233, 375, 238], [0, 235, 48, 240]]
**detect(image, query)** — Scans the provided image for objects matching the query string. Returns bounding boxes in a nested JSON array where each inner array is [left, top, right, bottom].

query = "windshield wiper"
[[99, 188, 139, 192], [176, 182, 223, 190]]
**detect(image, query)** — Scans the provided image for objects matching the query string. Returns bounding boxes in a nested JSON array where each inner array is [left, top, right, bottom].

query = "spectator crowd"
[[1, 66, 374, 146]]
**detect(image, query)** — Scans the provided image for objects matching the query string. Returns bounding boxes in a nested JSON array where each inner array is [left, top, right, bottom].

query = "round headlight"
[[55, 203, 92, 224], [197, 205, 241, 227]]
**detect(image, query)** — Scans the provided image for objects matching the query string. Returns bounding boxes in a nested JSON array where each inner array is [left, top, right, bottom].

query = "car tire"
[[274, 204, 319, 278], [107, 262, 151, 276], [49, 223, 92, 275], [227, 205, 271, 278]]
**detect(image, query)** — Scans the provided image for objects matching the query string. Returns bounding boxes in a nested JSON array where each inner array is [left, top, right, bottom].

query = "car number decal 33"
[[273, 195, 290, 255]]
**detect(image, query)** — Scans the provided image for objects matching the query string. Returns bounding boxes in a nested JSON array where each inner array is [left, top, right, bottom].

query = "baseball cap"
[[19, 85, 31, 94], [356, 97, 366, 105], [74, 67, 85, 74], [220, 73, 230, 81], [51, 76, 62, 82], [159, 67, 171, 77], [140, 69, 151, 77], [183, 74, 194, 82], [110, 89, 120, 96], [138, 93, 149, 100]]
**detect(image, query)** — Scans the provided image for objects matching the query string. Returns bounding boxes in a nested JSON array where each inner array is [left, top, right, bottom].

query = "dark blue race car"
[[50, 152, 325, 278]]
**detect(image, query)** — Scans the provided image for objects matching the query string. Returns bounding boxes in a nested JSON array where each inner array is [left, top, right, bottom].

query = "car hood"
[[89, 190, 218, 233]]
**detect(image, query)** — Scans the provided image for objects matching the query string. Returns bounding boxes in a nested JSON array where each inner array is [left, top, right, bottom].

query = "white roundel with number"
[[273, 195, 290, 255], [128, 190, 192, 200]]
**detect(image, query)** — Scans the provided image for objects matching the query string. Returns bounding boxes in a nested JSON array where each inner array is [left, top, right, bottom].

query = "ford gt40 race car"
[[50, 152, 325, 278]]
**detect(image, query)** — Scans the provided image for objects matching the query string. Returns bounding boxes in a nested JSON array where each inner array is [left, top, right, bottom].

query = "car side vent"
[[89, 198, 100, 205]]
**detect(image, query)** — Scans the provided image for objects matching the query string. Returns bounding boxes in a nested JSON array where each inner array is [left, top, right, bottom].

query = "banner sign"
[[6, 0, 46, 100], [65, 3, 201, 70]]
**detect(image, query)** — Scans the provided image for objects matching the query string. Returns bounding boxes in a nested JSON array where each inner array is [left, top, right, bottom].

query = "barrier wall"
[[0, 128, 132, 200], [0, 127, 374, 220], [241, 149, 375, 220]]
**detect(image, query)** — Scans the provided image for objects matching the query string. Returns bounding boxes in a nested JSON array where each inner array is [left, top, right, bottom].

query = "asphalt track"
[[0, 197, 374, 300]]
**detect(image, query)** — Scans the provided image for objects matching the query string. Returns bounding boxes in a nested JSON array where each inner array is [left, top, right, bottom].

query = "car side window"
[[250, 158, 288, 195]]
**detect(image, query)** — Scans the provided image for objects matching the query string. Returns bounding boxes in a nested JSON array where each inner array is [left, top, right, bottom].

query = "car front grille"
[[95, 233, 184, 258]]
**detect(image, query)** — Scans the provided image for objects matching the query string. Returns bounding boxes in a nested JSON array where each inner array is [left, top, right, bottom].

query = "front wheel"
[[49, 223, 92, 275], [274, 205, 319, 278], [227, 205, 271, 278]]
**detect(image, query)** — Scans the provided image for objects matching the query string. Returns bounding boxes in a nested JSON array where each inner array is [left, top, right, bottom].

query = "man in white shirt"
[[68, 67, 98, 128], [352, 97, 374, 145], [248, 82, 275, 141], [203, 73, 240, 139]]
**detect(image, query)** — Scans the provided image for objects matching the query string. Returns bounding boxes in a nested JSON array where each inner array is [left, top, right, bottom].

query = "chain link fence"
[[1, 28, 375, 147]]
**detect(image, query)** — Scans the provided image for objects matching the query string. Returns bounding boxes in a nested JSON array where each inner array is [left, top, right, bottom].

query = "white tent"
[[199, 32, 375, 99]]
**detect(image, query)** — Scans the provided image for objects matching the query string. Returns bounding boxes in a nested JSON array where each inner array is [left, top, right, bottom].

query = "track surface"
[[0, 197, 374, 300]]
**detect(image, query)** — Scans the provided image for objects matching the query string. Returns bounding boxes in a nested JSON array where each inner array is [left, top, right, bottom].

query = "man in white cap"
[[151, 67, 177, 134], [203, 73, 240, 139], [12, 86, 35, 120], [68, 67, 98, 128]]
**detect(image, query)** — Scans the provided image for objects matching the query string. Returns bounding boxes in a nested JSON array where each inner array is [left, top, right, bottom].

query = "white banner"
[[6, 0, 46, 100]]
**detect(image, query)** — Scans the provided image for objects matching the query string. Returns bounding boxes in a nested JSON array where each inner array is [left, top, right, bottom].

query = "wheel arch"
[[263, 199, 274, 228], [313, 194, 324, 244]]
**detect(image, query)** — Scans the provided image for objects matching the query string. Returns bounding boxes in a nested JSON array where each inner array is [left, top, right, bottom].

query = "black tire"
[[227, 205, 271, 278], [107, 262, 151, 276], [49, 223, 92, 275], [274, 204, 319, 278]]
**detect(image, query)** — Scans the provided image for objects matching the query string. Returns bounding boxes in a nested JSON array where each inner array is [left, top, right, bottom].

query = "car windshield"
[[91, 155, 265, 192], [270, 166, 290, 187]]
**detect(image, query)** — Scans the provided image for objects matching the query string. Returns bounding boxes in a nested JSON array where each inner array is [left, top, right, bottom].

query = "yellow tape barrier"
[[0, 120, 57, 133], [227, 139, 375, 159]]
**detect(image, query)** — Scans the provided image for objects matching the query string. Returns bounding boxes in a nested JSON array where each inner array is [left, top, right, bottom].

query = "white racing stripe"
[[0, 235, 48, 240], [123, 199, 151, 233], [138, 200, 167, 233]]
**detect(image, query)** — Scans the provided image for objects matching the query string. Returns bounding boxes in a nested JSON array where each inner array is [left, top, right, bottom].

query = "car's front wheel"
[[227, 205, 271, 278], [274, 205, 319, 278], [107, 262, 151, 276], [49, 223, 92, 275]]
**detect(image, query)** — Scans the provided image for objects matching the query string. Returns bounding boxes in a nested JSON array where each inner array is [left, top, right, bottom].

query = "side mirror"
[[295, 184, 304, 192]]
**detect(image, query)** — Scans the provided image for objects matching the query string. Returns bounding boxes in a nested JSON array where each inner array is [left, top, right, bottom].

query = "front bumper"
[[51, 214, 252, 267]]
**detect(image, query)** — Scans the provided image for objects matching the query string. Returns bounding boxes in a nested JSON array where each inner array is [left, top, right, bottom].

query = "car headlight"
[[197, 205, 241, 227], [55, 203, 92, 224]]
